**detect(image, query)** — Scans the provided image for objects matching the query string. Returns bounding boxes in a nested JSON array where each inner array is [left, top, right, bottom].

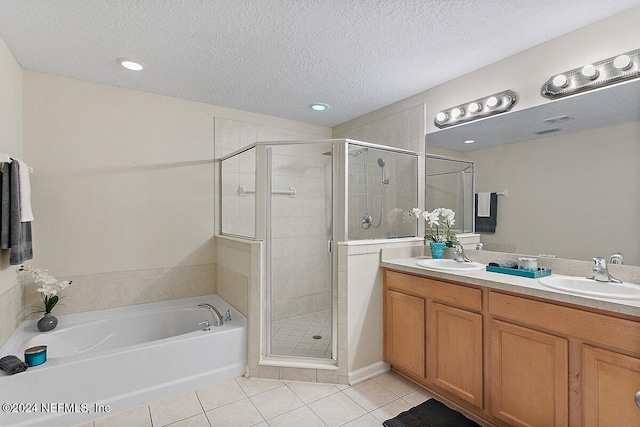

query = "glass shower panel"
[[268, 142, 333, 360], [347, 144, 418, 240], [425, 155, 474, 233], [221, 147, 256, 238]]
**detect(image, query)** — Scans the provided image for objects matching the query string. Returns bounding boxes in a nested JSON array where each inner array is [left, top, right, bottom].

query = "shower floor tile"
[[271, 310, 332, 358]]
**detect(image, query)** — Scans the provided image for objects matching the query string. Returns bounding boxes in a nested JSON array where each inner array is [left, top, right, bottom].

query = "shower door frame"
[[260, 140, 341, 365]]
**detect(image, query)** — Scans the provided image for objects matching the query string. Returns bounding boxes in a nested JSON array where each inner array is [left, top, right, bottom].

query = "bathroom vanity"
[[381, 257, 640, 427]]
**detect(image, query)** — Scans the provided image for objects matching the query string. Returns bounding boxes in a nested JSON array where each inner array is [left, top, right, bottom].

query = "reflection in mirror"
[[426, 80, 640, 265], [425, 154, 474, 234]]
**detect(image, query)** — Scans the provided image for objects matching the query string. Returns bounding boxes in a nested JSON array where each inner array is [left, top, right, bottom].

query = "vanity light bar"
[[434, 90, 518, 129], [541, 49, 640, 99]]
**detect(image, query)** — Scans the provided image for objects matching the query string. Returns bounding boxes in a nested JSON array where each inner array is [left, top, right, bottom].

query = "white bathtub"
[[0, 295, 246, 427]]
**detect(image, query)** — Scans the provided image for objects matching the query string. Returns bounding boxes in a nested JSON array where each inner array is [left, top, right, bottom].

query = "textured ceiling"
[[1, 1, 640, 127]]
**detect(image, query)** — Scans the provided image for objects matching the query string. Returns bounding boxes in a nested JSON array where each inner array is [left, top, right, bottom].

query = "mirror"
[[426, 79, 640, 265]]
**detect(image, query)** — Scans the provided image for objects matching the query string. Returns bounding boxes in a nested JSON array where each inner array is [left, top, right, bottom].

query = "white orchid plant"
[[18, 265, 72, 316], [410, 207, 459, 246]]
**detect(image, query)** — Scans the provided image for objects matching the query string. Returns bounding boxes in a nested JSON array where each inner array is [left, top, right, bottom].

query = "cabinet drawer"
[[489, 292, 640, 355], [385, 270, 481, 312]]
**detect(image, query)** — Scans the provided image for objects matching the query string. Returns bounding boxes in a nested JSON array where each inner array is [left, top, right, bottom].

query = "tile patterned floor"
[[271, 311, 332, 358], [77, 371, 435, 427]]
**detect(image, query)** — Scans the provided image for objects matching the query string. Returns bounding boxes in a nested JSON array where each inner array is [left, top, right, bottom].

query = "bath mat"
[[383, 398, 481, 427]]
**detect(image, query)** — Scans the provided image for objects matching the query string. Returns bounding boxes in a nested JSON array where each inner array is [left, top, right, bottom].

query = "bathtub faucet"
[[198, 303, 224, 326]]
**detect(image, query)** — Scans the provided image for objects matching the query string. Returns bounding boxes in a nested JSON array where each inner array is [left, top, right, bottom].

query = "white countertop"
[[381, 257, 640, 318]]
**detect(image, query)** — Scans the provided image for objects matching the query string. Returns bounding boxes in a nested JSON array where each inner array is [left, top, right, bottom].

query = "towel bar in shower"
[[238, 184, 296, 198]]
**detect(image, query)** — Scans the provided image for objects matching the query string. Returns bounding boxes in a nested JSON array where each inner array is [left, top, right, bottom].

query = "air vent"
[[534, 128, 561, 135], [542, 115, 573, 123]]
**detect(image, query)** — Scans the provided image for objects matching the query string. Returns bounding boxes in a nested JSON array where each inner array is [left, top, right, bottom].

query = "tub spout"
[[198, 303, 224, 326]]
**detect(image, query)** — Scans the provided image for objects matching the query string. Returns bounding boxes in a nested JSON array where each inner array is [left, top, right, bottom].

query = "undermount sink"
[[539, 276, 640, 300], [416, 258, 485, 271]]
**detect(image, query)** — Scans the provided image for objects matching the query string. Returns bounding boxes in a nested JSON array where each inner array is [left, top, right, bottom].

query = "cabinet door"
[[490, 319, 568, 427], [384, 290, 425, 378], [428, 302, 483, 408], [583, 345, 640, 427]]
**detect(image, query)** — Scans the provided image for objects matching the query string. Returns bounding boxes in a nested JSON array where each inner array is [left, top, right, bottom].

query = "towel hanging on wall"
[[14, 159, 34, 222], [477, 192, 491, 217], [475, 192, 498, 233], [0, 162, 33, 264]]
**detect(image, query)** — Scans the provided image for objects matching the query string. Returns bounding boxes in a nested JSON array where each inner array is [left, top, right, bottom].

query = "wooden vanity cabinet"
[[384, 289, 426, 378], [490, 319, 568, 427], [582, 345, 640, 427], [383, 268, 640, 427], [489, 291, 640, 427], [383, 269, 484, 409], [428, 301, 483, 408]]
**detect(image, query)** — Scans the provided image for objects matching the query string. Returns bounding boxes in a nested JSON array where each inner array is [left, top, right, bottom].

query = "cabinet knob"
[[636, 391, 640, 409]]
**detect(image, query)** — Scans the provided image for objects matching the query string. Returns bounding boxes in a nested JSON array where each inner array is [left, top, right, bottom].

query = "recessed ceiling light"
[[118, 58, 143, 71], [309, 103, 329, 111], [464, 139, 475, 144]]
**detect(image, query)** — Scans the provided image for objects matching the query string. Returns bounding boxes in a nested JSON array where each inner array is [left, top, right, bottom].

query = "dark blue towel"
[[475, 192, 497, 233], [0, 162, 33, 264], [0, 355, 29, 375]]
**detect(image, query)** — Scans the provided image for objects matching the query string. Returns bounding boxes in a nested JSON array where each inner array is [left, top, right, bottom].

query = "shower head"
[[349, 147, 368, 157], [377, 158, 390, 185]]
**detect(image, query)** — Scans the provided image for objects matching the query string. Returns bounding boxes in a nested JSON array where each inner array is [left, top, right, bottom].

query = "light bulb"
[[468, 102, 481, 113], [613, 54, 632, 70], [451, 107, 464, 119], [552, 74, 568, 88], [309, 103, 328, 111], [464, 139, 475, 144], [435, 112, 448, 123], [486, 96, 500, 108], [118, 58, 143, 71], [581, 64, 598, 80]]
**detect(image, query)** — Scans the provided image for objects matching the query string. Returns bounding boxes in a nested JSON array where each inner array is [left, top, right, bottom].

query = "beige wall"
[[0, 38, 23, 296], [24, 72, 207, 276], [22, 71, 329, 277], [466, 121, 640, 264], [0, 38, 24, 346]]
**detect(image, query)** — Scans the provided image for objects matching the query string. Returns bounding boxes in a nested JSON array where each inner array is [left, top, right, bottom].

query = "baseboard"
[[348, 360, 390, 385]]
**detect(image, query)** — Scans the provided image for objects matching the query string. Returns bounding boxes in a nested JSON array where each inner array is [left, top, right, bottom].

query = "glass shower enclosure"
[[425, 154, 475, 234], [220, 139, 418, 363]]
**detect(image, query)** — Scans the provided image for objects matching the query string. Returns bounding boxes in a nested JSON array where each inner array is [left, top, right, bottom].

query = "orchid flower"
[[410, 207, 459, 246], [18, 264, 72, 315]]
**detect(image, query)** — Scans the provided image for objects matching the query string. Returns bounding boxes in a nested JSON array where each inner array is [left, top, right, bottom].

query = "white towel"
[[477, 192, 491, 217], [14, 159, 34, 222]]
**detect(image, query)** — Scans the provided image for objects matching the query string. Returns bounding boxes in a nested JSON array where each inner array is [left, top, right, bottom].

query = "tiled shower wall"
[[333, 104, 426, 240], [270, 144, 331, 321], [215, 118, 330, 321], [346, 149, 417, 240]]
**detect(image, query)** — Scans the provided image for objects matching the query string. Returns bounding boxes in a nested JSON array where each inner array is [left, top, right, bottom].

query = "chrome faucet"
[[610, 252, 624, 265], [198, 320, 210, 331], [198, 303, 224, 326], [452, 244, 472, 262], [587, 257, 622, 283]]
